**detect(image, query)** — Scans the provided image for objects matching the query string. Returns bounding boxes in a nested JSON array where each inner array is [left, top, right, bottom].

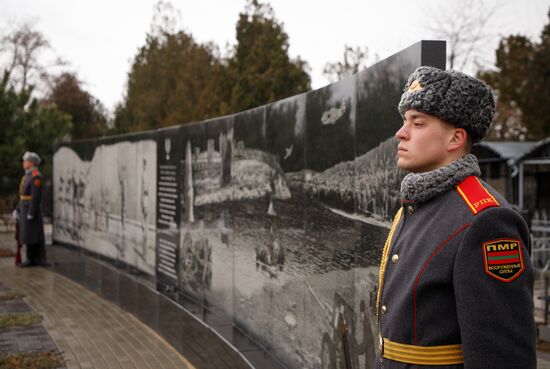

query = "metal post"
[[519, 162, 524, 210]]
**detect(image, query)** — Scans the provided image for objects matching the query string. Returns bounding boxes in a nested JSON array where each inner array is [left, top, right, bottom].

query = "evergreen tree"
[[525, 8, 550, 138], [114, 31, 218, 132], [0, 71, 72, 197], [227, 0, 310, 112], [479, 36, 534, 140], [479, 8, 550, 140], [114, 0, 311, 132]]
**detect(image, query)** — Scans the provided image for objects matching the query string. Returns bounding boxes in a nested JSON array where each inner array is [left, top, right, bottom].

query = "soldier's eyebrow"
[[411, 113, 428, 120], [405, 112, 429, 121]]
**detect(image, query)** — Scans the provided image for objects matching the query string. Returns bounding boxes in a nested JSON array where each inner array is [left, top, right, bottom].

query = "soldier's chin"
[[397, 158, 421, 173], [397, 158, 411, 171]]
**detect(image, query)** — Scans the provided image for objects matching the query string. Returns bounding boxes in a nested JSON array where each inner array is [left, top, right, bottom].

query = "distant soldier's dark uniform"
[[376, 67, 536, 368], [16, 152, 45, 266]]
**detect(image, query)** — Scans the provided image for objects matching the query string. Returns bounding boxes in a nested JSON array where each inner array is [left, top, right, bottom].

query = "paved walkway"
[[3, 229, 550, 368], [0, 283, 62, 359], [0, 255, 194, 369]]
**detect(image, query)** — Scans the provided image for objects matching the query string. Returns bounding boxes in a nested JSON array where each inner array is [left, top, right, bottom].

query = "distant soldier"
[[14, 151, 45, 267]]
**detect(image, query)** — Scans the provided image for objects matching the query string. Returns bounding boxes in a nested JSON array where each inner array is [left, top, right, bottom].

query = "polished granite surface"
[[48, 244, 287, 369]]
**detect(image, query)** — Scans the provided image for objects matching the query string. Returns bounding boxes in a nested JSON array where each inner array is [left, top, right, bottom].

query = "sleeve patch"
[[33, 178, 42, 187], [482, 238, 525, 282]]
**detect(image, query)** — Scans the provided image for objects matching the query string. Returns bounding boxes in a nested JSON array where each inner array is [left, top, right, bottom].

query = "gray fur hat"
[[398, 66, 496, 142], [22, 151, 41, 165]]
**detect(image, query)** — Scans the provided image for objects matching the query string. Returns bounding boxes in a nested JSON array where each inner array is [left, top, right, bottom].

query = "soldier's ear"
[[448, 127, 468, 153]]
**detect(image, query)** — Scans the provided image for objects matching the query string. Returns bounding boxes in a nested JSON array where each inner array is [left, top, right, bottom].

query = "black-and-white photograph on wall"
[[53, 135, 157, 275]]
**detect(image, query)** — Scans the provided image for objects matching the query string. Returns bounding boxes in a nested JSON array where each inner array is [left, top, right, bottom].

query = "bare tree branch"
[[0, 20, 66, 96], [150, 0, 182, 40], [423, 0, 503, 72], [323, 45, 369, 83]]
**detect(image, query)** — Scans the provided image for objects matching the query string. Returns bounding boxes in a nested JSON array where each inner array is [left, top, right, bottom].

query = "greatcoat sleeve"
[[453, 206, 536, 369], [29, 174, 43, 218]]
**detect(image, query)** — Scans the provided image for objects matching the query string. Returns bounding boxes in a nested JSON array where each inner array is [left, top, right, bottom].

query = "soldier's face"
[[22, 160, 33, 170], [395, 110, 457, 173]]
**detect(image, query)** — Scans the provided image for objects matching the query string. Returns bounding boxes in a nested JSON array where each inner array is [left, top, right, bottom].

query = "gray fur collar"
[[400, 154, 481, 204]]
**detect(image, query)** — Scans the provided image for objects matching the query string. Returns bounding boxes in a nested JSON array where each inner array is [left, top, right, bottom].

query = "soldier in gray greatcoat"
[[14, 151, 45, 267], [375, 67, 536, 368]]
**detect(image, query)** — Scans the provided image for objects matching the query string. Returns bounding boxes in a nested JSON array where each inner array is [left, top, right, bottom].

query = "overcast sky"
[[1, 0, 549, 112]]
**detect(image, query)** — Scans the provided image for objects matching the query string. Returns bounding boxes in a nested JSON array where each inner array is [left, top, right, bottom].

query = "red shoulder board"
[[456, 176, 500, 215], [32, 169, 40, 177]]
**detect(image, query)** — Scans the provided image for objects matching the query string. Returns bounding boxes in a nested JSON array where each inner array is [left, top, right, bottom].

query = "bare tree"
[[0, 20, 66, 94], [323, 45, 369, 83], [423, 0, 502, 72]]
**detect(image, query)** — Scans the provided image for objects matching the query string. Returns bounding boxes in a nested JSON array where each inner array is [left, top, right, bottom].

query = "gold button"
[[391, 254, 399, 263], [407, 205, 415, 214], [381, 305, 387, 314]]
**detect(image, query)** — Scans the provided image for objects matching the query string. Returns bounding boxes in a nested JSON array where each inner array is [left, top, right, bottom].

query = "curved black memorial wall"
[[52, 41, 445, 369]]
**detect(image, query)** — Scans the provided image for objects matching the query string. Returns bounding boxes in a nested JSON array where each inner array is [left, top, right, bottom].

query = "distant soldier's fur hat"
[[22, 151, 41, 165], [398, 66, 496, 142]]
